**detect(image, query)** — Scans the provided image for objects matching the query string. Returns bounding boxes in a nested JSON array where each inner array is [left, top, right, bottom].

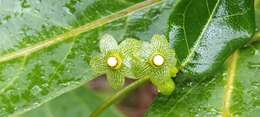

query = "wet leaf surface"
[[146, 0, 258, 116], [0, 0, 177, 116], [168, 0, 255, 77], [146, 42, 260, 117]]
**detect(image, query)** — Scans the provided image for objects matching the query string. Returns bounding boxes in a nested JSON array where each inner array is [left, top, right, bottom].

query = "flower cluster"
[[90, 34, 178, 95]]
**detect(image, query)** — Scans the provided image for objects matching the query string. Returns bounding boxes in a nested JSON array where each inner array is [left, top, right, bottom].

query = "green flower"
[[132, 35, 178, 95], [90, 34, 141, 89]]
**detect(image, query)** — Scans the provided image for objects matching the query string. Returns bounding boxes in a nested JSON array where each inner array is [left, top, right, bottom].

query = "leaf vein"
[[180, 0, 221, 68], [222, 51, 239, 116], [0, 0, 162, 64]]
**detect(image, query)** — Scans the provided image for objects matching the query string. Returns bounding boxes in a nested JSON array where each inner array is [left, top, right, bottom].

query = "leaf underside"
[[0, 0, 177, 116], [19, 87, 123, 117]]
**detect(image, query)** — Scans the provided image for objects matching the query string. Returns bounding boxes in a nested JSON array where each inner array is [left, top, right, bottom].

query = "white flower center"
[[107, 56, 118, 67], [153, 55, 164, 66]]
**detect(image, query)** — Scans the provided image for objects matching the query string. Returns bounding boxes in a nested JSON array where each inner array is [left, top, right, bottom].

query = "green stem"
[[90, 77, 150, 117]]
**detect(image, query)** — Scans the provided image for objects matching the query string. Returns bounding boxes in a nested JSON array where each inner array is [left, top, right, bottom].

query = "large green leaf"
[[0, 0, 179, 116], [18, 87, 123, 117], [168, 0, 255, 77], [146, 42, 260, 116], [256, 0, 260, 29]]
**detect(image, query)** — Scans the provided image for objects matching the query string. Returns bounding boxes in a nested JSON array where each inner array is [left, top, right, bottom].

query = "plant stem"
[[90, 77, 150, 117]]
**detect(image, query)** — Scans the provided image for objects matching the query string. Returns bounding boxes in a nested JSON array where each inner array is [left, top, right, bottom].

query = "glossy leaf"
[[0, 0, 177, 116], [146, 42, 260, 116], [168, 0, 255, 77], [19, 87, 123, 117]]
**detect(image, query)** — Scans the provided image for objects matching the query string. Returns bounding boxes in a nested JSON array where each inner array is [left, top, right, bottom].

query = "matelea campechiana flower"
[[132, 35, 178, 95], [90, 34, 141, 89]]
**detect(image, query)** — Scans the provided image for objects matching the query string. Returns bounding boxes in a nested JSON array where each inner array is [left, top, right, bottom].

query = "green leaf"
[[146, 42, 260, 116], [0, 0, 176, 116], [256, 0, 260, 30], [168, 0, 255, 77], [19, 87, 123, 117]]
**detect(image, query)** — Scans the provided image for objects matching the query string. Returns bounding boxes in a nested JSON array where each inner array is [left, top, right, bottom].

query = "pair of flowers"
[[90, 34, 178, 95]]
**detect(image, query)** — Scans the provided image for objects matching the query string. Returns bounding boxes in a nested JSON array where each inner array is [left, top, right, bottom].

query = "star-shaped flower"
[[132, 35, 178, 95], [90, 34, 141, 89]]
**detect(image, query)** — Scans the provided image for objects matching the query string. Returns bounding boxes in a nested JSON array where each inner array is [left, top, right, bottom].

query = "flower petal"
[[119, 38, 142, 58], [151, 34, 170, 49], [99, 34, 118, 53], [89, 54, 107, 75], [107, 70, 125, 90], [118, 38, 142, 79], [138, 42, 154, 59]]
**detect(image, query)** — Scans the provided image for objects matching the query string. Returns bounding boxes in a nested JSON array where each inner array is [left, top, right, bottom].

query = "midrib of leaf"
[[222, 51, 239, 117], [180, 0, 221, 68], [0, 0, 162, 64]]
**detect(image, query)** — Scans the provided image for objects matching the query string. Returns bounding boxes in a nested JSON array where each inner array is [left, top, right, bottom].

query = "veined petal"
[[107, 70, 125, 90], [132, 60, 152, 79], [138, 42, 154, 59], [119, 38, 142, 80], [99, 34, 118, 53], [90, 54, 107, 75], [151, 34, 170, 49], [119, 38, 142, 58]]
